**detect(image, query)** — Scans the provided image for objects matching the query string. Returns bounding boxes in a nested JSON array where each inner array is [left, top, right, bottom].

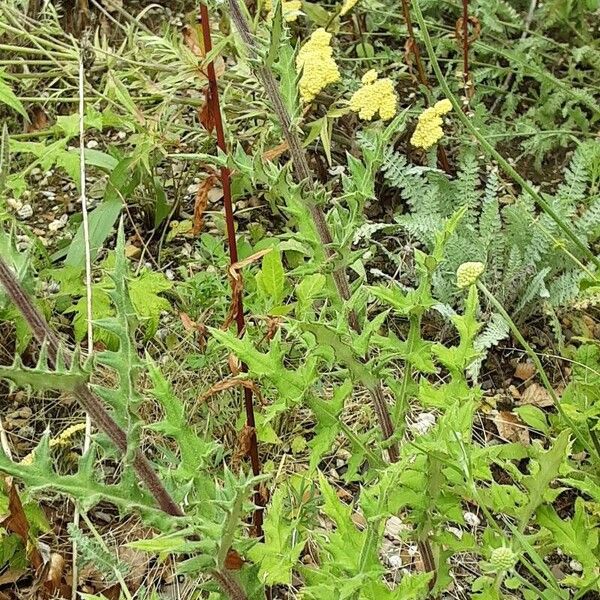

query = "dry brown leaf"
[[514, 361, 536, 381], [0, 479, 43, 570], [0, 568, 25, 586], [228, 353, 241, 376], [199, 98, 216, 134], [519, 383, 554, 408], [25, 106, 49, 133], [222, 248, 272, 330], [231, 424, 256, 471], [493, 411, 530, 445], [351, 512, 367, 530], [182, 24, 206, 60], [180, 312, 196, 333], [193, 175, 218, 235], [182, 25, 225, 79], [199, 378, 261, 405], [43, 552, 64, 593], [119, 546, 148, 592], [224, 548, 245, 571], [262, 141, 290, 162]]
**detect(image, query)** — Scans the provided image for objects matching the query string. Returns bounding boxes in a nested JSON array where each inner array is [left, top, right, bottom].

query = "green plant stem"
[[393, 313, 420, 429], [477, 282, 599, 460], [412, 0, 600, 273]]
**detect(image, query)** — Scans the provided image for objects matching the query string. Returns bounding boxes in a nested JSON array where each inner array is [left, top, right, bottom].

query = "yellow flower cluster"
[[20, 422, 87, 465], [410, 98, 453, 149], [264, 0, 302, 22], [296, 28, 341, 103], [340, 0, 360, 16], [349, 69, 397, 121]]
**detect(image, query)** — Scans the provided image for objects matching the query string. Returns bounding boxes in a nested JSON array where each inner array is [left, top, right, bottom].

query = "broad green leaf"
[[129, 270, 172, 337], [537, 498, 598, 572], [514, 405, 549, 434], [256, 247, 285, 306], [248, 487, 305, 585], [64, 198, 122, 267]]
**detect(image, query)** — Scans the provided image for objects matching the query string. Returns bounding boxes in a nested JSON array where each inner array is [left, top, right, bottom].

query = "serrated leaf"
[[256, 247, 285, 307], [129, 270, 172, 337], [0, 73, 27, 120]]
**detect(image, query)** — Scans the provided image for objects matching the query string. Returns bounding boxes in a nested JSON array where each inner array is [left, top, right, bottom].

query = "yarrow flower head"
[[349, 70, 397, 121], [264, 0, 302, 22], [456, 261, 485, 288], [489, 546, 517, 572], [340, 0, 360, 16], [296, 28, 341, 103], [410, 98, 453, 149]]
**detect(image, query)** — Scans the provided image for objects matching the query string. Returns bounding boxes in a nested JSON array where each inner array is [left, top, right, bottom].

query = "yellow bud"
[[456, 262, 485, 288]]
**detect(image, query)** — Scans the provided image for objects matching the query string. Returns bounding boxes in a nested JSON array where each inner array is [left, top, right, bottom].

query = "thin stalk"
[[461, 0, 470, 98], [399, 0, 451, 173], [199, 1, 264, 539], [393, 313, 420, 428], [71, 49, 93, 600], [477, 282, 599, 461], [412, 0, 600, 273]]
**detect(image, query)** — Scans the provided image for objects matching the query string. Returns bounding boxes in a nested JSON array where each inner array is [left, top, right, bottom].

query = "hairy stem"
[[461, 0, 470, 98], [0, 256, 183, 517], [199, 1, 264, 539]]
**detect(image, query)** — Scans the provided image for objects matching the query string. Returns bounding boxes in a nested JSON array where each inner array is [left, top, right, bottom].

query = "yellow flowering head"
[[410, 98, 453, 150], [361, 69, 378, 85], [296, 28, 341, 103], [349, 70, 397, 121], [340, 0, 360, 16], [434, 98, 452, 114], [264, 0, 302, 22], [456, 262, 485, 288]]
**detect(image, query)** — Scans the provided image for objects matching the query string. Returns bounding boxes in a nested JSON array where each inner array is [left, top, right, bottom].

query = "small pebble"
[[7, 198, 22, 211], [86, 139, 99, 149], [410, 412, 436, 436], [388, 554, 402, 569], [464, 511, 481, 528], [17, 203, 33, 219], [48, 214, 68, 232], [569, 560, 583, 573]]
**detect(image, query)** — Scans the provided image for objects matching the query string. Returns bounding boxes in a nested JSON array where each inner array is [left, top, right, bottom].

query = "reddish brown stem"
[[462, 0, 470, 99], [199, 2, 264, 539], [400, 0, 451, 174]]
